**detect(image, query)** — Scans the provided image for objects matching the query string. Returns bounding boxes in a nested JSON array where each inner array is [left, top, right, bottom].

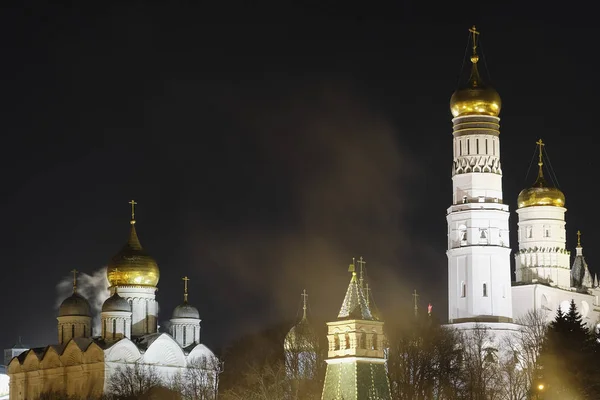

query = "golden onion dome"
[[450, 55, 501, 117], [517, 141, 565, 208], [517, 174, 565, 209], [107, 220, 160, 287], [450, 27, 501, 118]]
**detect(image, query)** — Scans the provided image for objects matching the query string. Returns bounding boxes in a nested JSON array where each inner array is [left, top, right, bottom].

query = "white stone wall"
[[512, 284, 600, 328], [515, 206, 571, 288], [111, 286, 157, 336], [170, 318, 201, 347], [101, 311, 132, 342]]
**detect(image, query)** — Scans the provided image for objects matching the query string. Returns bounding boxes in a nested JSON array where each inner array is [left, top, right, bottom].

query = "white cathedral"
[[6, 206, 218, 400], [446, 26, 598, 340]]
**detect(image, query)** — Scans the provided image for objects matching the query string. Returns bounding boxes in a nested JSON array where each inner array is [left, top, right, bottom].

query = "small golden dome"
[[518, 139, 565, 209], [517, 180, 565, 208], [107, 222, 160, 287], [450, 58, 501, 118]]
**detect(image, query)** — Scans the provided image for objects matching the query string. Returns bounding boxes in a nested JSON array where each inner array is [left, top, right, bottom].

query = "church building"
[[6, 203, 219, 400], [446, 26, 598, 340]]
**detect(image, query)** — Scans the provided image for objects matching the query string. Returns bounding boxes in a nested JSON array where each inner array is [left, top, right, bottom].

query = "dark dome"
[[172, 302, 200, 319], [102, 293, 131, 313], [58, 292, 92, 317], [284, 318, 318, 351]]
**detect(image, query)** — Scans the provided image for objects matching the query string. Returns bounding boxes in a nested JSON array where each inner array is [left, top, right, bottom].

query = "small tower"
[[101, 269, 132, 341], [107, 200, 160, 337], [321, 260, 391, 400], [170, 276, 201, 347], [57, 270, 92, 344], [571, 231, 593, 289], [515, 140, 570, 288], [284, 289, 319, 381]]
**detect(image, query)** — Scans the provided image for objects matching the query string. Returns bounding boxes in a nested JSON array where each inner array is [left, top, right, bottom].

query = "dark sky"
[[0, 2, 596, 355]]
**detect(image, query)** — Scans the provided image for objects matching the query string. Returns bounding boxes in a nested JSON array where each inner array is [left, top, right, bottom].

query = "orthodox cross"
[[469, 25, 480, 56], [129, 199, 137, 223], [71, 269, 78, 293], [357, 256, 366, 288], [536, 138, 545, 166], [412, 289, 419, 316], [577, 230, 582, 247], [301, 289, 308, 319], [183, 276, 190, 302]]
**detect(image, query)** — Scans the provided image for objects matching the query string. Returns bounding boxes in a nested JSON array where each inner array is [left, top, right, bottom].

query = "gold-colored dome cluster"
[[106, 201, 160, 287], [517, 140, 566, 209], [450, 26, 502, 118]]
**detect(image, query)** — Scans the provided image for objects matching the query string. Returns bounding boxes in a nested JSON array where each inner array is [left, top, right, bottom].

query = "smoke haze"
[[175, 82, 447, 345], [55, 267, 110, 336]]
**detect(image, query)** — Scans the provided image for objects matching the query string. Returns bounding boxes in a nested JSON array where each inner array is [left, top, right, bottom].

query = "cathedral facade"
[[6, 207, 218, 400]]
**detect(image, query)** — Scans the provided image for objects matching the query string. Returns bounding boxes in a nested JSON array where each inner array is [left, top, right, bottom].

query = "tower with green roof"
[[321, 259, 391, 400]]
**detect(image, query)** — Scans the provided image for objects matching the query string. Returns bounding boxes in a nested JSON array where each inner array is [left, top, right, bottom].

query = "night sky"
[[0, 2, 596, 355]]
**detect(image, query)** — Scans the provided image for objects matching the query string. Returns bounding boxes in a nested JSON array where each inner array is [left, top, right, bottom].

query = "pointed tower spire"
[[594, 273, 598, 289], [571, 230, 592, 288], [338, 259, 373, 320]]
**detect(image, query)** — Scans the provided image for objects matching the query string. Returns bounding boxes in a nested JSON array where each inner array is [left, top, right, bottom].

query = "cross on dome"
[[129, 200, 137, 224], [71, 269, 78, 293]]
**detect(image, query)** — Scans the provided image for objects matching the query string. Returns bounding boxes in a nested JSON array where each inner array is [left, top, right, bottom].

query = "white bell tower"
[[447, 26, 513, 324]]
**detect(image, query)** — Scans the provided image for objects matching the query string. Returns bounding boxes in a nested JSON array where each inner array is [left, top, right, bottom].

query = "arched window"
[[103, 320, 106, 338], [345, 333, 350, 349], [334, 334, 340, 350], [360, 332, 367, 349], [372, 333, 378, 350], [72, 325, 75, 339], [461, 282, 467, 298], [459, 225, 467, 246], [113, 320, 116, 340], [483, 283, 488, 297], [83, 325, 86, 338], [183, 327, 187, 346], [61, 325, 64, 343]]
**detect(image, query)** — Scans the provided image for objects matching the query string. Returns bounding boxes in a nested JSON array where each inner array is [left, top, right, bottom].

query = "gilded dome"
[[450, 56, 501, 118], [517, 169, 565, 209], [107, 222, 160, 287], [59, 292, 92, 317]]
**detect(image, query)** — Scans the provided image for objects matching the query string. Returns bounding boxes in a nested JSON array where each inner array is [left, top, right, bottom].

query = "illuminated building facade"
[[7, 203, 218, 400], [447, 27, 599, 335], [321, 262, 391, 400]]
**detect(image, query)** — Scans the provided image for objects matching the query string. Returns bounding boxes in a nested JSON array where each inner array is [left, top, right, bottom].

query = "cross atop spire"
[[301, 289, 308, 320], [129, 200, 137, 225], [183, 276, 190, 302], [357, 256, 366, 288], [469, 25, 480, 63], [577, 230, 582, 247], [412, 289, 419, 317], [71, 269, 78, 294], [365, 283, 371, 308]]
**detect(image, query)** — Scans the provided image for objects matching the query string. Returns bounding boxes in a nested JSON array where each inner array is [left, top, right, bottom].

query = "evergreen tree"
[[538, 300, 598, 399]]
